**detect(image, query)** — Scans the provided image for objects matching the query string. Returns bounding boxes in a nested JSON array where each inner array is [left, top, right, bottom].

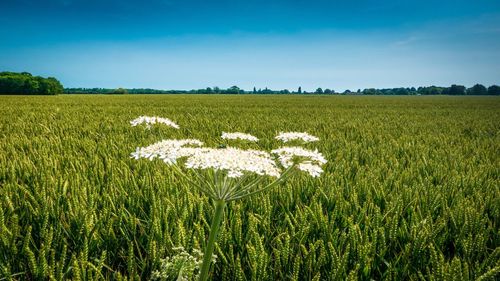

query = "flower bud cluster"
[[130, 116, 180, 129], [275, 131, 319, 143], [221, 132, 259, 142]]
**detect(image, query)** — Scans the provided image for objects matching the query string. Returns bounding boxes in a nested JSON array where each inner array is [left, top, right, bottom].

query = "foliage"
[[444, 84, 467, 95], [467, 84, 488, 96], [0, 72, 64, 95], [0, 95, 499, 280], [488, 85, 500, 96], [111, 88, 128, 95], [64, 84, 500, 95]]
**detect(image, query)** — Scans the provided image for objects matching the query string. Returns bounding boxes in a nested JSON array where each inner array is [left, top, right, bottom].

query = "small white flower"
[[271, 146, 327, 177], [298, 162, 323, 178], [130, 116, 180, 129], [275, 132, 319, 143], [221, 132, 259, 142]]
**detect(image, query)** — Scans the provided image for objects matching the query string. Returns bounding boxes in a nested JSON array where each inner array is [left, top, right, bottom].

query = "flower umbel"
[[131, 139, 204, 164], [130, 116, 180, 129], [271, 146, 327, 177], [221, 132, 259, 142], [185, 147, 280, 178], [275, 132, 319, 143], [132, 141, 280, 178]]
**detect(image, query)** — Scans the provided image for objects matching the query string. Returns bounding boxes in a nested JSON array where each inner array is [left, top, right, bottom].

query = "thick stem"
[[198, 199, 226, 281]]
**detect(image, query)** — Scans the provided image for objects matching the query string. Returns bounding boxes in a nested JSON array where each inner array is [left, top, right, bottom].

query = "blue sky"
[[1, 0, 499, 91]]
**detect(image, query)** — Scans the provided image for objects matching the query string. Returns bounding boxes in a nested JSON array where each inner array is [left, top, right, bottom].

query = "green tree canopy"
[[467, 84, 488, 95], [444, 84, 466, 95], [487, 85, 500, 95], [110, 88, 128, 94], [0, 72, 63, 95]]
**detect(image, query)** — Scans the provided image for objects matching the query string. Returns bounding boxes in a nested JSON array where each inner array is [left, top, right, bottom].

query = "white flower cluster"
[[221, 132, 259, 142], [150, 246, 216, 281], [271, 146, 327, 177], [185, 147, 280, 178], [131, 139, 203, 163], [132, 140, 280, 178], [130, 116, 180, 129], [297, 163, 325, 178], [275, 132, 319, 143]]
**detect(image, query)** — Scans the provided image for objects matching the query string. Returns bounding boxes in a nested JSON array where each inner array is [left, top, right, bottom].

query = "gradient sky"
[[1, 0, 499, 91]]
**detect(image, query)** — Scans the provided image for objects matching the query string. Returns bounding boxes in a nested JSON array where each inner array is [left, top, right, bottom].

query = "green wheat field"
[[0, 95, 499, 280]]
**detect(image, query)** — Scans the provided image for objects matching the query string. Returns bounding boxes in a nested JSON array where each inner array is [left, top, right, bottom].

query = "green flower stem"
[[199, 199, 226, 281]]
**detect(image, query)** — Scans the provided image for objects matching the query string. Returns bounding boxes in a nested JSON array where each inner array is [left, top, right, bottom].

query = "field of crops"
[[0, 95, 498, 280]]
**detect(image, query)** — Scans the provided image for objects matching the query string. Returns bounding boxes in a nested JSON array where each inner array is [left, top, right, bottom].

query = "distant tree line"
[[0, 72, 64, 95], [358, 84, 500, 96], [1, 71, 498, 96], [65, 84, 500, 95]]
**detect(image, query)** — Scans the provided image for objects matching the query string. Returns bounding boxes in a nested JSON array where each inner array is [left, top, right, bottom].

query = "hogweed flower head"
[[221, 132, 259, 142], [271, 146, 327, 177], [130, 116, 180, 129], [132, 140, 279, 178], [131, 124, 328, 281], [275, 131, 319, 143], [131, 139, 203, 164]]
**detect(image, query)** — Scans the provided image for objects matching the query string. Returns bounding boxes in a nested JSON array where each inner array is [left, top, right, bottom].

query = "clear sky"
[[1, 0, 499, 91]]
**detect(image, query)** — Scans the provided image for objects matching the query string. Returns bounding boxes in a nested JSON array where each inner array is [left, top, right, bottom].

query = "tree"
[[0, 71, 63, 95], [46, 77, 64, 94], [262, 87, 272, 94], [253, 87, 257, 94], [298, 86, 302, 94], [227, 86, 240, 94], [418, 86, 443, 95], [315, 88, 323, 94], [111, 88, 128, 94], [395, 88, 409, 95], [362, 88, 379, 95], [488, 85, 500, 95], [446, 84, 466, 95], [0, 75, 24, 93], [467, 84, 487, 95], [23, 78, 40, 94]]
